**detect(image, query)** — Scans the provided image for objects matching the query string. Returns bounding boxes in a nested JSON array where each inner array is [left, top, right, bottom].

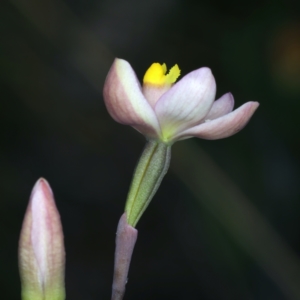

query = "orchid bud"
[[19, 178, 65, 300]]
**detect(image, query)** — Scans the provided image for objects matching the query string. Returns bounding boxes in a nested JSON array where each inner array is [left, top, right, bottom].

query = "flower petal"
[[154, 67, 216, 140], [205, 92, 234, 121], [177, 101, 259, 140], [103, 58, 161, 138], [142, 84, 171, 108]]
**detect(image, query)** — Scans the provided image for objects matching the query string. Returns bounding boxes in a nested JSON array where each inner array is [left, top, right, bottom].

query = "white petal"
[[176, 102, 259, 140], [205, 92, 234, 120], [103, 58, 161, 138], [155, 67, 216, 140]]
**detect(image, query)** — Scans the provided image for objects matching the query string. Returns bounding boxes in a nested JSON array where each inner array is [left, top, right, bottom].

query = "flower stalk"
[[112, 213, 138, 300], [125, 140, 171, 227]]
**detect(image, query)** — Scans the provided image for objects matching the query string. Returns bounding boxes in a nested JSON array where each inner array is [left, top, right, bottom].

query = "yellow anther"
[[143, 63, 181, 86]]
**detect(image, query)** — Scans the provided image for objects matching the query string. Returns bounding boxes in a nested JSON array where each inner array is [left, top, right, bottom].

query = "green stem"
[[125, 140, 171, 227]]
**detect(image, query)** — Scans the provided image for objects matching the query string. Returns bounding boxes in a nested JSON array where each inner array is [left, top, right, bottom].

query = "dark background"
[[1, 0, 300, 299]]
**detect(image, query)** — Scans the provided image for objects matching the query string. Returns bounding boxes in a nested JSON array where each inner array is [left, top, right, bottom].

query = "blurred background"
[[1, 0, 300, 299]]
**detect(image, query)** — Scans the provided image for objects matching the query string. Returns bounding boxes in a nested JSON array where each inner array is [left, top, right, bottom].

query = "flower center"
[[143, 63, 181, 86]]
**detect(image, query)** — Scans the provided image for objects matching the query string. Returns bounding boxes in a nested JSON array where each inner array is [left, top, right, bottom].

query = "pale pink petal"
[[142, 84, 171, 108], [103, 58, 161, 138], [177, 102, 259, 140], [154, 67, 216, 139], [205, 92, 234, 120]]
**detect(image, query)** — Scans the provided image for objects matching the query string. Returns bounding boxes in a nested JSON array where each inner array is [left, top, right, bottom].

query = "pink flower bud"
[[19, 178, 65, 300]]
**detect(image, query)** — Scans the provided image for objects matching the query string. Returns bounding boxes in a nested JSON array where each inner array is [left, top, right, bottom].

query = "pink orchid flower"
[[103, 58, 259, 143]]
